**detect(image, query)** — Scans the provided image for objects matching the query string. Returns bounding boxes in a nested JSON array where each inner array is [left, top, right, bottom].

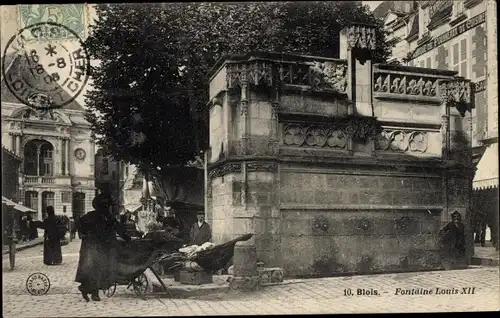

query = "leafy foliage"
[[84, 2, 392, 173]]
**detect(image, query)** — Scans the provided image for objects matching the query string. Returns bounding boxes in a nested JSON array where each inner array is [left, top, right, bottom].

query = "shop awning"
[[2, 196, 36, 213], [473, 142, 499, 190]]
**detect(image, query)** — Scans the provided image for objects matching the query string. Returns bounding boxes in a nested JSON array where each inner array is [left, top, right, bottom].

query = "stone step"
[[149, 274, 231, 298], [471, 257, 499, 266]]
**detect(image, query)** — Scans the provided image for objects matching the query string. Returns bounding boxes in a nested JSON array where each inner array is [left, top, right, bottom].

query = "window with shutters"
[[460, 39, 467, 78], [426, 57, 432, 68], [452, 39, 468, 77], [452, 43, 460, 73], [61, 192, 71, 203], [453, 0, 465, 18]]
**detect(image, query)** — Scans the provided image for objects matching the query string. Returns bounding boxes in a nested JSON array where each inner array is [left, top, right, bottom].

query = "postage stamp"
[[2, 21, 90, 109], [18, 4, 86, 41]]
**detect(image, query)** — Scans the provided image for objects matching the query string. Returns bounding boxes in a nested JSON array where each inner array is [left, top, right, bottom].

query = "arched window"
[[24, 142, 38, 175], [42, 191, 55, 216], [23, 140, 54, 176], [24, 191, 38, 211], [39, 142, 54, 176]]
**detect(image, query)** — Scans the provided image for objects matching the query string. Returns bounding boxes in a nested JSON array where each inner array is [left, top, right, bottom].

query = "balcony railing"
[[210, 52, 349, 101], [24, 176, 55, 184]]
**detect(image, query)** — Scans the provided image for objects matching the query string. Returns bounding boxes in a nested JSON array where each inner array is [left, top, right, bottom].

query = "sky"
[[362, 0, 384, 12]]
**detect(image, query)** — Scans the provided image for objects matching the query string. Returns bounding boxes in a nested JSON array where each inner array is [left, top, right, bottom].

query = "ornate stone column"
[[340, 23, 377, 117], [15, 135, 21, 156], [58, 138, 63, 175], [10, 133, 16, 152], [65, 138, 70, 175], [240, 70, 250, 154], [36, 145, 41, 176]]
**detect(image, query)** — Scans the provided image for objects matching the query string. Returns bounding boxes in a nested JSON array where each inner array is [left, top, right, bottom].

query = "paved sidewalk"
[[3, 240, 500, 316]]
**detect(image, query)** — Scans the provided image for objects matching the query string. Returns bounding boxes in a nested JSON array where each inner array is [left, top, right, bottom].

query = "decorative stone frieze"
[[374, 73, 440, 98], [283, 123, 348, 149], [375, 130, 429, 153], [208, 163, 241, 179], [246, 162, 278, 173], [440, 79, 472, 104]]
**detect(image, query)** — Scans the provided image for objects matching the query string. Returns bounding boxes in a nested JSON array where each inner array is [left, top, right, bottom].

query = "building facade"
[[94, 152, 144, 215], [2, 146, 22, 202], [378, 0, 494, 147], [1, 4, 97, 220]]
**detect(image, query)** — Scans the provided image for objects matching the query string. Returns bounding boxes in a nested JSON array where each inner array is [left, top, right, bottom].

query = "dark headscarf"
[[46, 206, 55, 217]]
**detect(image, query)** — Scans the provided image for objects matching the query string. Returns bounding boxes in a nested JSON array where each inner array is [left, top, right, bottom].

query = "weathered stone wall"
[[280, 209, 441, 277], [277, 171, 444, 276]]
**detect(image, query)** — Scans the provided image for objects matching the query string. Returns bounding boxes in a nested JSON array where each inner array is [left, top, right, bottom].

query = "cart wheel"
[[133, 273, 148, 297], [104, 283, 117, 297]]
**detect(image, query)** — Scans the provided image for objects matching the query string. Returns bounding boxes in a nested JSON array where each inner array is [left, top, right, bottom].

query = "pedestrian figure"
[[69, 217, 76, 240], [439, 211, 466, 269], [34, 206, 63, 265], [19, 216, 29, 241], [26, 215, 38, 240], [75, 193, 131, 302], [189, 211, 211, 246]]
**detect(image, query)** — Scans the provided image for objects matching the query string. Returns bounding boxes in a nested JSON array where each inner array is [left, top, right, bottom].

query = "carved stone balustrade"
[[373, 64, 473, 106], [208, 52, 349, 104]]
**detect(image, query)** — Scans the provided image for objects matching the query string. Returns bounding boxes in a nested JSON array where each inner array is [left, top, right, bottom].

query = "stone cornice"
[[280, 204, 445, 211], [206, 155, 475, 178]]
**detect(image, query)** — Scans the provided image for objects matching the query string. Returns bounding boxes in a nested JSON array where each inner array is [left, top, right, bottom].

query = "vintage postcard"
[[2, 2, 499, 316]]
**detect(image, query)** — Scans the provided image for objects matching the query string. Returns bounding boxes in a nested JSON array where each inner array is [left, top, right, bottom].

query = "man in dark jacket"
[[75, 193, 131, 302], [439, 211, 466, 269], [189, 211, 212, 246]]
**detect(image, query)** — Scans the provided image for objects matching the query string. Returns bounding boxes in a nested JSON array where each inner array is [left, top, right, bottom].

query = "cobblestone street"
[[2, 240, 499, 316]]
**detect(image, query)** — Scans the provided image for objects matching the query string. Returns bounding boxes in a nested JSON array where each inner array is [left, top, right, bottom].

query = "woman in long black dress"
[[75, 194, 131, 302], [35, 206, 63, 265]]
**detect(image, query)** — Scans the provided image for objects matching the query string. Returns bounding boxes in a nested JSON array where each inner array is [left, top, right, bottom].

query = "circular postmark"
[[2, 22, 90, 110], [26, 272, 51, 296]]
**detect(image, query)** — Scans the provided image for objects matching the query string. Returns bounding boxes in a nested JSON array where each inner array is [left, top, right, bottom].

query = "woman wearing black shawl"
[[75, 193, 131, 302], [34, 206, 63, 265]]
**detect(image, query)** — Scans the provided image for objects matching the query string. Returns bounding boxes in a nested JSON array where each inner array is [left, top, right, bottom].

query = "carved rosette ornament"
[[346, 24, 377, 51], [375, 130, 429, 154], [283, 124, 348, 149]]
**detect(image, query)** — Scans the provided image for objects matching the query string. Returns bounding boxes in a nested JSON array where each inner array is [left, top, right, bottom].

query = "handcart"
[[103, 233, 253, 299], [103, 236, 185, 299]]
